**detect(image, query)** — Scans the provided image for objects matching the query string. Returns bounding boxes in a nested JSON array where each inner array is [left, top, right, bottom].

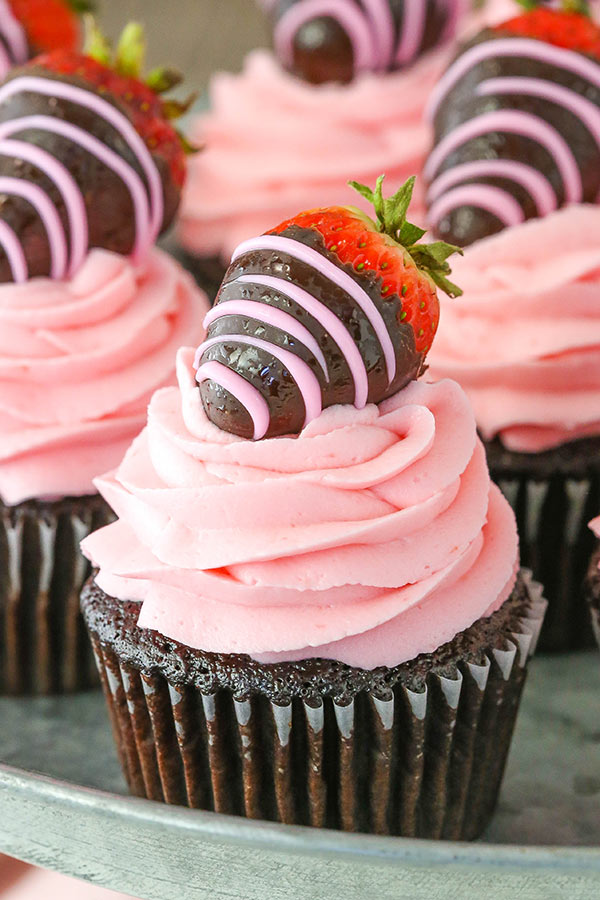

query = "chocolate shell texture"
[[270, 0, 467, 84], [195, 226, 422, 440], [0, 67, 170, 283], [425, 29, 600, 246]]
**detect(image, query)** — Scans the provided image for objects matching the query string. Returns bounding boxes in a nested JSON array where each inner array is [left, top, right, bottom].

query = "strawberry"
[[425, 0, 600, 246], [195, 176, 461, 440], [7, 0, 92, 58], [265, 0, 468, 85], [494, 2, 600, 54], [0, 21, 194, 283]]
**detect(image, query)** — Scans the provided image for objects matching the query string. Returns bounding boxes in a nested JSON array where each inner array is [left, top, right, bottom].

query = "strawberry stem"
[[114, 22, 146, 79], [66, 0, 96, 11], [83, 15, 111, 65], [348, 175, 463, 298], [515, 0, 590, 15]]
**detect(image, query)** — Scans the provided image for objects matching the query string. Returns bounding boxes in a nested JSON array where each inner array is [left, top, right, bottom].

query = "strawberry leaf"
[[349, 175, 463, 298]]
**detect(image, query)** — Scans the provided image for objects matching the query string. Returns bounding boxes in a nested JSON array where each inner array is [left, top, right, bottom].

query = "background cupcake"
[[427, 207, 600, 650], [82, 181, 545, 837], [176, 0, 480, 298], [0, 24, 208, 694], [424, 1, 600, 649]]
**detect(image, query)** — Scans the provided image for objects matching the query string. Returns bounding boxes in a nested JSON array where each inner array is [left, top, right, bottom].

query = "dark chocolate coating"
[[198, 224, 423, 439], [272, 0, 457, 84], [428, 31, 600, 246], [0, 67, 179, 283]]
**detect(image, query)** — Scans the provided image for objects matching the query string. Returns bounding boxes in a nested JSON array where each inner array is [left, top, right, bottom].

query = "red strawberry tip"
[[348, 175, 464, 298]]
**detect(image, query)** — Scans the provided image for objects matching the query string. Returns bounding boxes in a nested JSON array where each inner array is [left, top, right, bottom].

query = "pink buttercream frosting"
[[427, 205, 600, 454], [177, 48, 446, 262], [0, 249, 208, 505], [82, 348, 519, 669]]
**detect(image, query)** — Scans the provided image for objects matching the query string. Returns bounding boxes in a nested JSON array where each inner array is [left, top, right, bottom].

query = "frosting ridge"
[[0, 249, 208, 504]]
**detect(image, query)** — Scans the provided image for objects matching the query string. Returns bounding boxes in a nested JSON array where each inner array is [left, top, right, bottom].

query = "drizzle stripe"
[[477, 76, 600, 166], [362, 0, 395, 69], [426, 159, 557, 216], [274, 0, 377, 71], [424, 109, 582, 203], [196, 360, 271, 441], [0, 139, 88, 276], [428, 184, 525, 229], [199, 334, 323, 427], [0, 219, 27, 281], [232, 235, 397, 385], [0, 0, 28, 64], [426, 38, 600, 122], [0, 176, 67, 278], [236, 272, 369, 407], [0, 40, 12, 79], [396, 0, 426, 66], [0, 115, 153, 256], [204, 297, 330, 378], [0, 76, 163, 244]]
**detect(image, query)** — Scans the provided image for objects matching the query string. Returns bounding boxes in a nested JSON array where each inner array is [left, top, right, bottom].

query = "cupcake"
[[82, 178, 545, 837], [424, 2, 600, 649], [585, 518, 600, 647], [176, 0, 482, 298], [0, 26, 208, 694], [0, 0, 87, 78], [427, 208, 600, 651]]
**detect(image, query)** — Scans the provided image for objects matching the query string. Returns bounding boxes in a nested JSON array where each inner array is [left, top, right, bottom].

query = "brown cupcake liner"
[[87, 572, 546, 839], [493, 470, 599, 651], [0, 494, 113, 695], [584, 545, 600, 650]]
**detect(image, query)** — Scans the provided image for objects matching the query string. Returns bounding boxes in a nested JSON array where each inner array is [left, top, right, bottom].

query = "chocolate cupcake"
[[0, 26, 208, 694], [427, 207, 600, 651], [82, 178, 545, 835]]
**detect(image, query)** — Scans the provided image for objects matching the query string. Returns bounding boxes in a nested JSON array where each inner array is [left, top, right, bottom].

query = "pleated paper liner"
[[83, 570, 546, 839], [585, 546, 600, 650], [0, 494, 113, 695], [486, 437, 600, 651]]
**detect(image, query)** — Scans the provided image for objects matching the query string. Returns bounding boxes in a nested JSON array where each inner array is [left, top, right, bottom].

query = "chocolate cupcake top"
[[82, 176, 520, 670]]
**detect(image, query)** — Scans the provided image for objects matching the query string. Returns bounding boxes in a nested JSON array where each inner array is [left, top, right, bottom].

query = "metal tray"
[[0, 652, 599, 900]]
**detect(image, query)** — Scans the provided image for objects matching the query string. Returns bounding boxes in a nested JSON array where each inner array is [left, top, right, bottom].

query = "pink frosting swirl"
[[427, 205, 600, 453], [177, 49, 446, 262], [0, 249, 208, 505], [82, 348, 518, 669]]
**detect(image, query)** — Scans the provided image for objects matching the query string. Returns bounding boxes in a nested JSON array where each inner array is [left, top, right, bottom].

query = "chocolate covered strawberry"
[[263, 0, 469, 84], [0, 20, 192, 282], [195, 175, 461, 440], [0, 0, 91, 74], [425, 0, 600, 247]]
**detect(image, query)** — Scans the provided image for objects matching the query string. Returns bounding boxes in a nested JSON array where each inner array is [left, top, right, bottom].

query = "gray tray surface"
[[0, 653, 599, 900]]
